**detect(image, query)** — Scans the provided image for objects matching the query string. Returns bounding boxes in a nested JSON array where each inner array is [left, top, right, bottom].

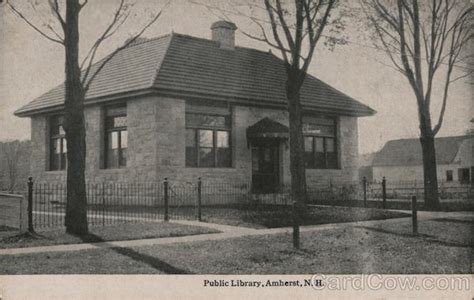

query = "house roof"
[[15, 33, 376, 117], [372, 135, 474, 167]]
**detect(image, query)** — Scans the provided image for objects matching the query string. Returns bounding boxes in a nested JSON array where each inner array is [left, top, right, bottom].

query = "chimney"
[[211, 21, 237, 50]]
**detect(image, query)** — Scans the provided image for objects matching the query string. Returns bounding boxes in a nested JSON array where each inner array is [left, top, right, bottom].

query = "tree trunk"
[[287, 88, 307, 205], [286, 77, 307, 249], [64, 0, 88, 235], [419, 132, 440, 210]]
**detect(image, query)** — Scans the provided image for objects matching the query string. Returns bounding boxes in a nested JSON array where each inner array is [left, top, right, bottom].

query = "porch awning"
[[246, 117, 289, 140]]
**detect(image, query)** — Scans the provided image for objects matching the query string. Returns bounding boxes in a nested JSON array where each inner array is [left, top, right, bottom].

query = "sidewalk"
[[0, 211, 472, 256]]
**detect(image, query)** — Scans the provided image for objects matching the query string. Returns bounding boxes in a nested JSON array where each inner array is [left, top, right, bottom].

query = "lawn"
[[1, 217, 471, 274], [200, 205, 410, 228], [0, 222, 220, 249], [32, 205, 410, 229]]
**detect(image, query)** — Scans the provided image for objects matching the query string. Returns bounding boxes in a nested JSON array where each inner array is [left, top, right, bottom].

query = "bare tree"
[[0, 141, 23, 193], [361, 0, 473, 209], [197, 0, 344, 248], [6, 0, 167, 234]]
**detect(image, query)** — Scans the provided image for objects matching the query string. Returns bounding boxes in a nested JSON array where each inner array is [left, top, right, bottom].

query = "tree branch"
[[239, 17, 292, 53], [49, 0, 66, 31], [79, 0, 89, 10], [301, 0, 336, 76], [83, 3, 168, 92], [264, 0, 291, 68], [7, 0, 64, 45], [81, 0, 128, 85], [274, 0, 297, 53]]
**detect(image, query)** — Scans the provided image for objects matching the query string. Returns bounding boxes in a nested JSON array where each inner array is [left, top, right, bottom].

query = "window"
[[446, 170, 453, 182], [458, 168, 470, 184], [185, 107, 231, 168], [105, 105, 127, 168], [303, 116, 338, 169], [49, 115, 67, 171]]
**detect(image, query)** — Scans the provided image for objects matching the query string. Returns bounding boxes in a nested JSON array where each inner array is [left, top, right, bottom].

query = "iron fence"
[[383, 180, 473, 201], [306, 177, 473, 208], [25, 176, 473, 229], [28, 178, 256, 229], [31, 181, 166, 229]]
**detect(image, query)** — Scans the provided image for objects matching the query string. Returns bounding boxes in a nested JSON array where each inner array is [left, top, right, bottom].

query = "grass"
[[31, 205, 410, 229], [0, 222, 220, 249], [1, 217, 471, 274], [0, 225, 17, 231], [201, 205, 411, 228], [311, 198, 474, 211]]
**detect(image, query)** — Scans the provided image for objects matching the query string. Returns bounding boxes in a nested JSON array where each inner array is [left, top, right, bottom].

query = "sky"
[[0, 0, 472, 154]]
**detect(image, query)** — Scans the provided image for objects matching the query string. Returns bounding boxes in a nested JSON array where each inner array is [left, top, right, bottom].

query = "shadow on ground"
[[355, 225, 472, 248], [76, 233, 192, 274]]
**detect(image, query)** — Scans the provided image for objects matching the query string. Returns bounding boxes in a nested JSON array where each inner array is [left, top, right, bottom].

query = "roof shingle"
[[15, 33, 375, 117]]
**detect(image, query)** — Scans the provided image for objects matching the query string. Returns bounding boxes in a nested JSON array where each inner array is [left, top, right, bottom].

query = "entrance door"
[[252, 143, 280, 193]]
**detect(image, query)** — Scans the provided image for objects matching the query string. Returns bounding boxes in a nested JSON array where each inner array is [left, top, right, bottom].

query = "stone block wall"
[[305, 116, 359, 188], [29, 95, 361, 191], [30, 96, 161, 184]]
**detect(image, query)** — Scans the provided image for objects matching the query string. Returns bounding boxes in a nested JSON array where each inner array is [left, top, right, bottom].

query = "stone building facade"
[[18, 21, 374, 193], [29, 95, 360, 188]]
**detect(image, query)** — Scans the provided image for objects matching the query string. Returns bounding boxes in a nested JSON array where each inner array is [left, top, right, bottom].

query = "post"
[[102, 182, 106, 226], [382, 177, 387, 209], [27, 177, 34, 233], [164, 178, 169, 222], [414, 180, 418, 199], [292, 201, 300, 249], [411, 195, 418, 235], [197, 177, 202, 221], [363, 176, 367, 207]]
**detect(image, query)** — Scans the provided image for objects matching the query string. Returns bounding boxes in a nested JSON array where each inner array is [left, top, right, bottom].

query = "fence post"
[[164, 178, 169, 222], [363, 176, 367, 207], [382, 177, 387, 209], [102, 182, 106, 226], [197, 177, 202, 221], [411, 195, 418, 235], [292, 201, 300, 249], [27, 177, 34, 233], [414, 180, 418, 199]]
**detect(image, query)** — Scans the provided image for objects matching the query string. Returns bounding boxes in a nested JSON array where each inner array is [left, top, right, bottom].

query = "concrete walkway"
[[0, 210, 472, 256]]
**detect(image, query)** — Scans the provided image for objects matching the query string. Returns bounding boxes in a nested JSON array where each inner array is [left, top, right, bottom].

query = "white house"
[[372, 134, 474, 184]]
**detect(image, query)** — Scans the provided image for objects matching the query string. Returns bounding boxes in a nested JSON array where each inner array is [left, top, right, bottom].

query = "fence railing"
[[25, 176, 473, 229], [306, 177, 473, 207], [367, 178, 473, 201], [31, 181, 165, 229], [28, 177, 254, 229]]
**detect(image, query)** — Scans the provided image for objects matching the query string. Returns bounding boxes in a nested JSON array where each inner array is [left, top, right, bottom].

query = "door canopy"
[[247, 117, 289, 145]]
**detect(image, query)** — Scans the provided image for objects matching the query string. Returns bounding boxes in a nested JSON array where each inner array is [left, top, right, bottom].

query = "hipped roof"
[[15, 33, 376, 117]]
